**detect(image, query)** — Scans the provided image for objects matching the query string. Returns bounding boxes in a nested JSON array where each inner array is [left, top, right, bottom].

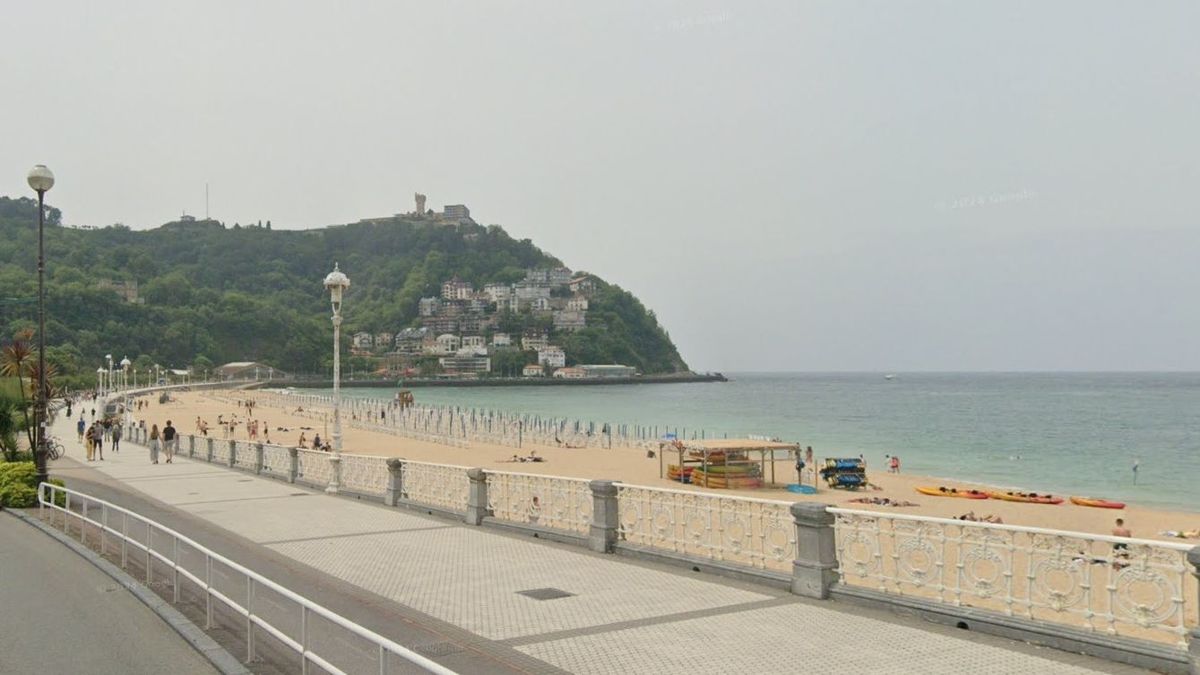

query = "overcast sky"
[[4, 2, 1198, 371]]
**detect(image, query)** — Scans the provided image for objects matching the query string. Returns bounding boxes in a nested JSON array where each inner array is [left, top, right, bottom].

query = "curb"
[[3, 508, 251, 675]]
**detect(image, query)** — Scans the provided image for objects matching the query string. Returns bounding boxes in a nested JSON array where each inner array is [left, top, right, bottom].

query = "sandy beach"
[[131, 389, 1200, 543]]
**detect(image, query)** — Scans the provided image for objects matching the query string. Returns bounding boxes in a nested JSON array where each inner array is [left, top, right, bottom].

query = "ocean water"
[[335, 373, 1200, 512]]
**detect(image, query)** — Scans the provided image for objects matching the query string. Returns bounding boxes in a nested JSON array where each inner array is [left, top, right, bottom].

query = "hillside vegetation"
[[0, 197, 687, 380]]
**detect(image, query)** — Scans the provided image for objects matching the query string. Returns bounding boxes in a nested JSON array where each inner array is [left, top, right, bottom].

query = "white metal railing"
[[828, 507, 1196, 648], [401, 462, 470, 512], [38, 482, 456, 675], [485, 471, 592, 534], [615, 484, 796, 572]]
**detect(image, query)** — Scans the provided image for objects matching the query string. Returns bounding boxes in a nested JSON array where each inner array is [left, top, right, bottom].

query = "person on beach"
[[162, 420, 177, 463], [297, 432, 307, 449], [1112, 518, 1132, 567], [149, 424, 161, 463], [313, 433, 322, 450]]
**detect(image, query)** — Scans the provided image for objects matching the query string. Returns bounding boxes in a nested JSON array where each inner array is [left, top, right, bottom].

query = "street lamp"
[[97, 367, 105, 398], [121, 357, 132, 425], [27, 164, 54, 487], [323, 263, 350, 494]]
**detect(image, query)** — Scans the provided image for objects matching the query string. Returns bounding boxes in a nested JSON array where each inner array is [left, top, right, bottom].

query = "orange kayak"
[[985, 491, 1063, 505], [1070, 496, 1126, 509], [916, 486, 989, 499]]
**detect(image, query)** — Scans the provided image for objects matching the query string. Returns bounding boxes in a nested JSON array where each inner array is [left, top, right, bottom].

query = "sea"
[[333, 373, 1200, 512]]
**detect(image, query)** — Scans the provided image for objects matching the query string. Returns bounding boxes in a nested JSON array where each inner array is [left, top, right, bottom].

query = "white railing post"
[[465, 468, 488, 525], [287, 447, 299, 484], [588, 480, 619, 553], [790, 502, 838, 599], [1188, 546, 1200, 673], [385, 458, 405, 506]]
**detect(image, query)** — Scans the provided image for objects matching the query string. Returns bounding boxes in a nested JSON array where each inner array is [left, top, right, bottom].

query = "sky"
[[3, 1, 1198, 372]]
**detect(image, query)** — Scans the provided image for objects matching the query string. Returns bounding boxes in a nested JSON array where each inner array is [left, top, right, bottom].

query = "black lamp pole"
[[28, 164, 55, 488]]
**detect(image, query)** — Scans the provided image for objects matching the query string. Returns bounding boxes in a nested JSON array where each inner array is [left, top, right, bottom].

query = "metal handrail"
[[38, 482, 456, 675]]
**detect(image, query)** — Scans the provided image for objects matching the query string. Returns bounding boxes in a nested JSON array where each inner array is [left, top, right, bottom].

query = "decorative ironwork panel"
[[210, 439, 230, 463], [296, 449, 333, 486], [401, 462, 469, 512], [233, 442, 257, 470], [339, 454, 388, 496], [485, 472, 593, 534], [261, 444, 291, 477], [615, 485, 794, 572]]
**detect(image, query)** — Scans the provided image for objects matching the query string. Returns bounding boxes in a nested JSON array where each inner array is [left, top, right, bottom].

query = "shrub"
[[0, 482, 37, 508], [0, 461, 36, 488]]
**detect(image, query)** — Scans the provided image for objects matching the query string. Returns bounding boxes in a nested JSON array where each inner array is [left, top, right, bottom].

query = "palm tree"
[[0, 333, 35, 449], [0, 393, 23, 462]]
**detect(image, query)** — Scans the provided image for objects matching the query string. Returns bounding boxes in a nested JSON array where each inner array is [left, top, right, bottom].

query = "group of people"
[[77, 415, 122, 461], [145, 420, 178, 463]]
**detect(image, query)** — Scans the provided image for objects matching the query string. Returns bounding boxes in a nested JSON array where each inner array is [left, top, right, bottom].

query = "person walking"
[[111, 422, 122, 453], [148, 424, 161, 464], [162, 420, 177, 463], [84, 424, 95, 461], [92, 422, 105, 460], [76, 416, 86, 443]]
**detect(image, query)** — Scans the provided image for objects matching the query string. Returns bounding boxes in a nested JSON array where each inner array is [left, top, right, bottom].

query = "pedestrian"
[[84, 424, 95, 461], [162, 419, 177, 463], [1112, 518, 1132, 567], [93, 422, 105, 460], [149, 424, 160, 463], [77, 417, 86, 443], [111, 422, 122, 453], [889, 455, 900, 474], [90, 407, 95, 419]]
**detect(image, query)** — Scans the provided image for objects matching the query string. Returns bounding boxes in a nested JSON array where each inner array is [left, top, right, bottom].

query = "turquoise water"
[[333, 373, 1200, 512]]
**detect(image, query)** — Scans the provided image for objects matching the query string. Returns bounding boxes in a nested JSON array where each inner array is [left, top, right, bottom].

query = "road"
[[0, 512, 219, 675]]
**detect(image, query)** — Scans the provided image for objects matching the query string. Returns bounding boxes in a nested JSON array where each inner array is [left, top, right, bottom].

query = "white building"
[[522, 364, 545, 377], [537, 346, 566, 369], [522, 332, 550, 351], [418, 297, 442, 317], [566, 297, 589, 312], [491, 332, 512, 348], [439, 354, 490, 374], [435, 333, 461, 354], [483, 283, 512, 303], [580, 364, 637, 378], [529, 297, 551, 312], [394, 327, 429, 355], [352, 332, 374, 349], [374, 332, 394, 349], [553, 310, 586, 332], [441, 277, 473, 301], [513, 280, 551, 302], [553, 366, 586, 379]]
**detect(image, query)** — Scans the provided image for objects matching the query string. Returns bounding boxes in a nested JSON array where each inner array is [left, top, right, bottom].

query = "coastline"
[[140, 390, 1200, 543], [273, 372, 728, 389]]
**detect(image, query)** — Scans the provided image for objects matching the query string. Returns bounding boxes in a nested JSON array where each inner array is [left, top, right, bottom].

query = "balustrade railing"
[[615, 485, 796, 573], [485, 471, 592, 534], [295, 448, 333, 486], [339, 454, 389, 497], [400, 462, 470, 512], [829, 508, 1197, 648]]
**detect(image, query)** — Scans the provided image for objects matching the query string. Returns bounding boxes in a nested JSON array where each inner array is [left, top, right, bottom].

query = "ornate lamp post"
[[97, 367, 106, 398], [121, 357, 132, 425], [27, 165, 54, 487], [323, 263, 350, 494]]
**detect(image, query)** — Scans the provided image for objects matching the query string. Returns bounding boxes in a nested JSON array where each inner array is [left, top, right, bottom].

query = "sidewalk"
[[47, 413, 1145, 674]]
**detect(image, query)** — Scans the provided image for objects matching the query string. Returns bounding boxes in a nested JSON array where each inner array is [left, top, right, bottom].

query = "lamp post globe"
[[28, 165, 54, 487], [323, 263, 350, 494], [27, 165, 55, 193]]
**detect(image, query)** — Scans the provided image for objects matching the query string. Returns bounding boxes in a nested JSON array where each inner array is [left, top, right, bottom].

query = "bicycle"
[[43, 437, 65, 461]]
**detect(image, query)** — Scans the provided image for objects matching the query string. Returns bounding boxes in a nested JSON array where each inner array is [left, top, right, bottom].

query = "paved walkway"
[[0, 511, 219, 675], [46, 413, 1147, 674]]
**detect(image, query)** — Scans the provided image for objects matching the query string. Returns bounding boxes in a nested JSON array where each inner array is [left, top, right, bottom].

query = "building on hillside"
[[491, 332, 512, 348], [553, 366, 586, 379], [483, 283, 512, 303], [352, 332, 374, 349], [459, 316, 489, 334], [394, 328, 429, 355], [525, 267, 572, 287], [566, 297, 589, 312], [422, 316, 459, 334], [580, 364, 638, 378], [537, 346, 566, 369], [514, 279, 551, 302], [466, 298, 489, 314], [435, 333, 461, 354], [96, 279, 145, 304], [215, 362, 286, 381], [553, 310, 586, 332], [461, 335, 486, 350], [568, 275, 596, 294], [418, 297, 442, 317], [439, 354, 490, 374], [374, 332, 394, 349], [522, 364, 545, 377], [522, 331, 549, 351], [528, 297, 551, 312], [443, 204, 472, 222], [441, 277, 473, 301]]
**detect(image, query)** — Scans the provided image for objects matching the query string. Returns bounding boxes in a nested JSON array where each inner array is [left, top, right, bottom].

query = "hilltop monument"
[[414, 193, 427, 217]]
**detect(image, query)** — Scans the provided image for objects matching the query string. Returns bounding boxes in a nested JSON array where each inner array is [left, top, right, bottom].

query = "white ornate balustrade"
[[295, 448, 333, 486], [260, 444, 291, 477], [339, 454, 389, 496], [401, 462, 470, 512], [615, 485, 796, 572], [485, 471, 593, 534], [829, 508, 1196, 648]]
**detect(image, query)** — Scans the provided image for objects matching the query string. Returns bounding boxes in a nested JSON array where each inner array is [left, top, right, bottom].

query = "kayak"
[[1070, 496, 1126, 509], [916, 486, 989, 499], [985, 491, 1063, 505]]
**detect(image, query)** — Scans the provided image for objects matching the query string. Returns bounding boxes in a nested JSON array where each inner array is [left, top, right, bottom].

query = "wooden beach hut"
[[661, 438, 801, 489]]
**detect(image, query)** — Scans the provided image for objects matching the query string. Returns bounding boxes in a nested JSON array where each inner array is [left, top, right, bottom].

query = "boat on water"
[[884, 374, 897, 380], [1070, 496, 1126, 509]]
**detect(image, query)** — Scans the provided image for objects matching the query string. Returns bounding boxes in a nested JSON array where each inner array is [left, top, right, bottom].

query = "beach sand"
[[135, 389, 1200, 543]]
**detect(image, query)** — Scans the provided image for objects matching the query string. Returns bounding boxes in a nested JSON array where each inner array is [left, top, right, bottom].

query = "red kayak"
[[1070, 496, 1126, 509]]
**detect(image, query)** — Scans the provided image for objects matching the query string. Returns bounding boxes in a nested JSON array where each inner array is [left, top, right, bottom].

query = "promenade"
[[44, 413, 1146, 674]]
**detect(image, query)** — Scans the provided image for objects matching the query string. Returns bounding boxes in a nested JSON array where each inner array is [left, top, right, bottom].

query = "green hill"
[[0, 197, 687, 382]]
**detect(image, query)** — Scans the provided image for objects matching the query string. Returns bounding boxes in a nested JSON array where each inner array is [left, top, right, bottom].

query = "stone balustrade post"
[[588, 480, 619, 553], [206, 437, 214, 463], [326, 454, 342, 494], [188, 435, 196, 457], [465, 468, 488, 525], [254, 442, 264, 475], [287, 447, 298, 484], [228, 440, 237, 467], [790, 502, 838, 599], [1188, 546, 1199, 675], [385, 458, 405, 506]]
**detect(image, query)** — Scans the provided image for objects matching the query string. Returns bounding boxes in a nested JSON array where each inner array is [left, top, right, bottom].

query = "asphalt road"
[[0, 511, 219, 675]]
